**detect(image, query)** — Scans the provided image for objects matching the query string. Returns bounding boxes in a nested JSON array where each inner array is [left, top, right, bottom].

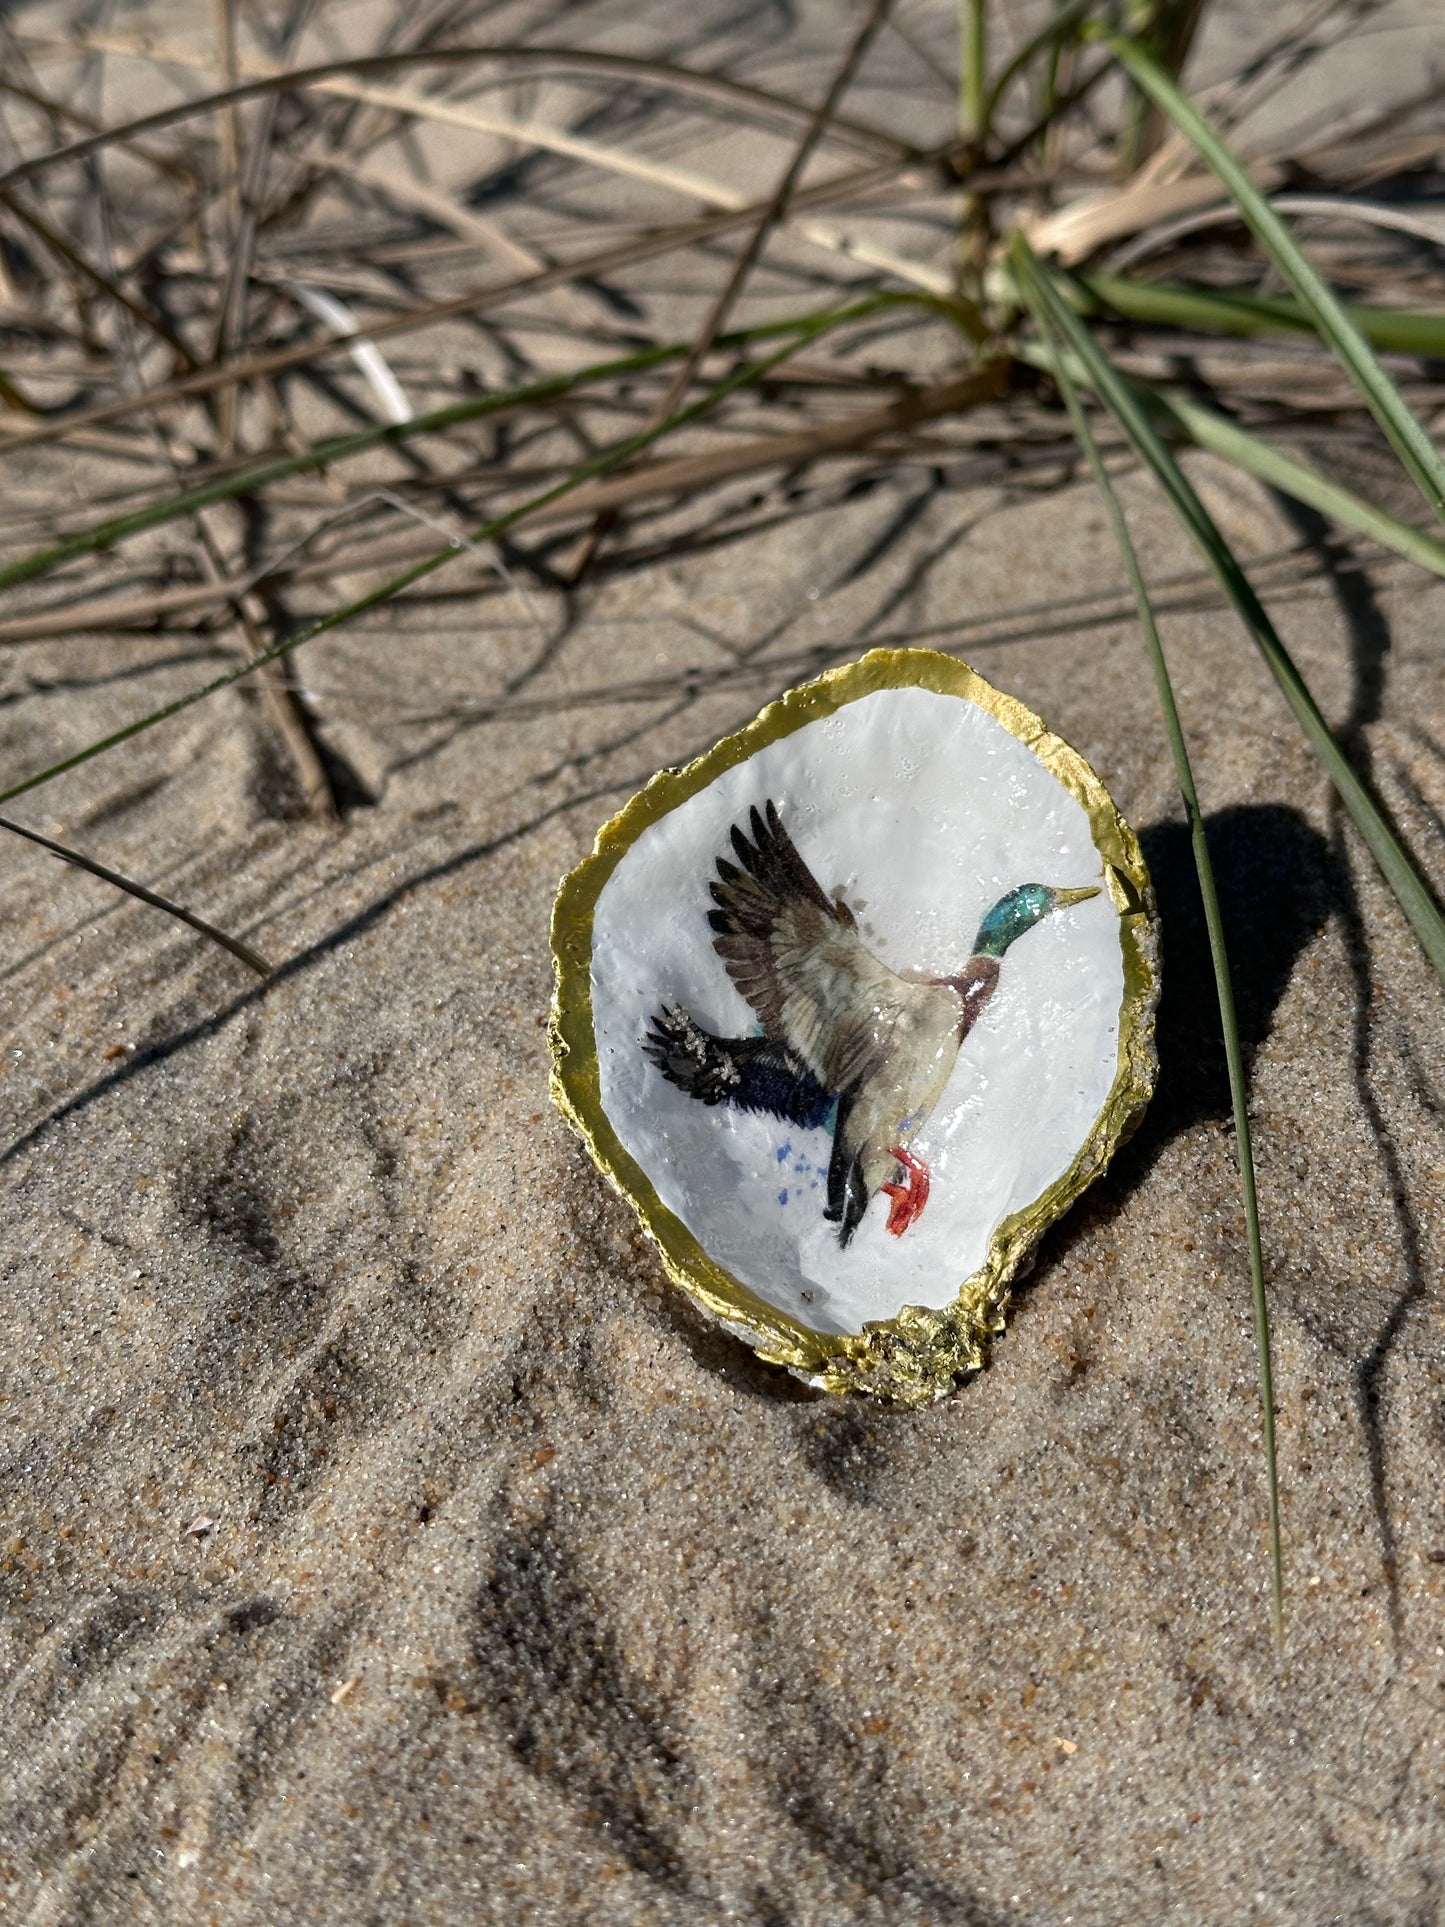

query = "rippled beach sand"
[[3, 3, 1443, 1920]]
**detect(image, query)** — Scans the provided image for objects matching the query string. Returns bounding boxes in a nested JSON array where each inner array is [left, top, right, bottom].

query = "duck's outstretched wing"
[[644, 1004, 833, 1129], [707, 800, 902, 1094]]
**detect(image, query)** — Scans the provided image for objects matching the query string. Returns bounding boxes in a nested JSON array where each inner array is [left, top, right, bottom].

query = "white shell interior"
[[590, 686, 1125, 1335]]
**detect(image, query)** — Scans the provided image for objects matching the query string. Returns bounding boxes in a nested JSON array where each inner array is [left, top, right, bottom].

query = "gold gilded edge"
[[549, 647, 1159, 1407]]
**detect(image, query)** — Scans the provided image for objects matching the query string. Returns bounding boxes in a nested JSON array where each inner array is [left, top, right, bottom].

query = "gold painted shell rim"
[[549, 647, 1160, 1405]]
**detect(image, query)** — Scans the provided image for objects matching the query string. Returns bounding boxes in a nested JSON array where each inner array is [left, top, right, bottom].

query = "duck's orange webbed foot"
[[881, 1146, 930, 1237]]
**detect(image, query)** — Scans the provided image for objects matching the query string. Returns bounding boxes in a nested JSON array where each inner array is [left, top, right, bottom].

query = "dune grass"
[[1016, 237, 1282, 1640]]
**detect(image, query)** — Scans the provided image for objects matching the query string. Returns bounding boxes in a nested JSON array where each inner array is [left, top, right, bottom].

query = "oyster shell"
[[550, 649, 1158, 1404]]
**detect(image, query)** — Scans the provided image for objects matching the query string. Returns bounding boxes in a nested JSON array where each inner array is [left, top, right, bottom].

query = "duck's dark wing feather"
[[644, 1004, 833, 1129], [707, 800, 903, 1092]]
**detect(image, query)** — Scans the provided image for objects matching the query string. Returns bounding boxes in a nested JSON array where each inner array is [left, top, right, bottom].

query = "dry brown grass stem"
[[0, 150, 945, 459], [0, 364, 1008, 644], [5, 33, 912, 192], [0, 187, 194, 366], [570, 0, 899, 580]]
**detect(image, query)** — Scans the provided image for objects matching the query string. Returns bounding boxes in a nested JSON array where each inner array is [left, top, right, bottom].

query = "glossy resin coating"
[[550, 649, 1158, 1403]]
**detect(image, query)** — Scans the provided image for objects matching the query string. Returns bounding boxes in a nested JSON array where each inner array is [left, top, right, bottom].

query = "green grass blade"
[[1155, 395, 1445, 582], [1016, 243, 1283, 1646], [0, 295, 929, 599], [1099, 28, 1445, 519], [983, 0, 1099, 124], [0, 343, 674, 595], [959, 0, 988, 141], [1012, 338, 1445, 580], [0, 309, 898, 810], [0, 810, 270, 974], [1073, 272, 1445, 359], [1011, 234, 1445, 985]]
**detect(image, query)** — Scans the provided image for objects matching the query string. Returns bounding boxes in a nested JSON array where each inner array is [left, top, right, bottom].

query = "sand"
[[3, 3, 1445, 1921]]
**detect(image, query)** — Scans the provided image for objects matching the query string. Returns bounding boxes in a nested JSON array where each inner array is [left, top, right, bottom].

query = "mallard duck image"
[[644, 800, 1101, 1247]]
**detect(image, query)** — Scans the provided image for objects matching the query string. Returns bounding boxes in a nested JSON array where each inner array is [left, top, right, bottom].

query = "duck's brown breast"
[[951, 954, 1001, 1038]]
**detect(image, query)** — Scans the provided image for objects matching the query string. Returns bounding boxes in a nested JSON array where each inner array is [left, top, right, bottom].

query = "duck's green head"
[[972, 882, 1101, 958]]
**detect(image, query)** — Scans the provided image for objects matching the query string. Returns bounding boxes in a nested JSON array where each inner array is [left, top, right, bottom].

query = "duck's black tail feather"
[[645, 1004, 833, 1130]]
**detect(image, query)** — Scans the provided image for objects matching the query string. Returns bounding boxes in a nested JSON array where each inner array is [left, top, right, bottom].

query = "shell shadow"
[[1131, 802, 1338, 1147], [1041, 799, 1338, 1232]]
